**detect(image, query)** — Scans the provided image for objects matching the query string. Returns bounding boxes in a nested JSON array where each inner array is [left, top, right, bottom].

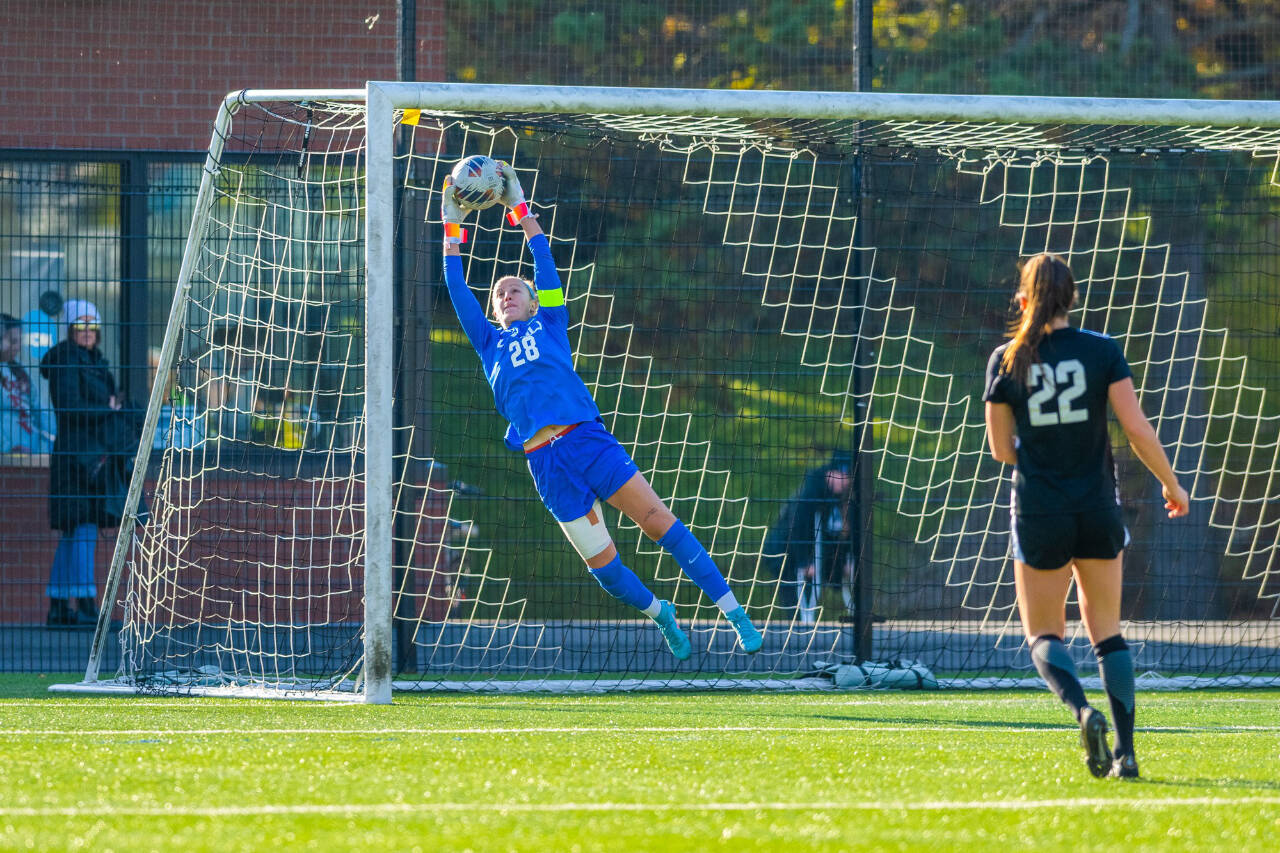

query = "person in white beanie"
[[38, 300, 122, 628]]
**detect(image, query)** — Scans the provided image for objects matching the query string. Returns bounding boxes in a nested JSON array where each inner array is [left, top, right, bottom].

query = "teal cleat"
[[654, 600, 691, 661], [726, 606, 763, 654]]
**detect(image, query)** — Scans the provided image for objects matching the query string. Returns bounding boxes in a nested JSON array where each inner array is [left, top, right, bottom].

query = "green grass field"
[[2, 676, 1278, 852]]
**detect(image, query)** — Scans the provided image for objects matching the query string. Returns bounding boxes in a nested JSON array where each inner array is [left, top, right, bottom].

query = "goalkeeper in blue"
[[439, 163, 762, 661]]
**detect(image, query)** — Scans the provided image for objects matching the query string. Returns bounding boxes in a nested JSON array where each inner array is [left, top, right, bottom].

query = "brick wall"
[[0, 0, 446, 151], [0, 464, 453, 625], [0, 464, 117, 623]]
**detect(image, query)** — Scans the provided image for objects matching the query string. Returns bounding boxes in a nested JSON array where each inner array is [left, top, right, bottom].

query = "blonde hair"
[[490, 276, 537, 323], [1000, 253, 1076, 387]]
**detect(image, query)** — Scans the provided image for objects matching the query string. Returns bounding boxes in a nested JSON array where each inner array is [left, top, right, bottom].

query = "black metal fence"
[[0, 152, 200, 670], [5, 0, 1279, 672]]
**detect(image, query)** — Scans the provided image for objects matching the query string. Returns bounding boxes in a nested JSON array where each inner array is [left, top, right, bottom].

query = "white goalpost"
[[54, 82, 1280, 701]]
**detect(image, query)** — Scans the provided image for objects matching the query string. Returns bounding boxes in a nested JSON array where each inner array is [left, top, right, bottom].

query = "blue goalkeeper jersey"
[[443, 233, 600, 451]]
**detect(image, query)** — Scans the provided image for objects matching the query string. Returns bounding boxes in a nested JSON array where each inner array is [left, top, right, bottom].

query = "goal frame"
[[65, 82, 1280, 703]]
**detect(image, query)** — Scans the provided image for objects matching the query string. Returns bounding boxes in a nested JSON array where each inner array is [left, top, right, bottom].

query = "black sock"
[[1030, 634, 1090, 721], [1095, 634, 1136, 757]]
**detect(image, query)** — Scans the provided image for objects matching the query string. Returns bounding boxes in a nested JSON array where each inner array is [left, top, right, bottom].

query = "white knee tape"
[[559, 501, 613, 561]]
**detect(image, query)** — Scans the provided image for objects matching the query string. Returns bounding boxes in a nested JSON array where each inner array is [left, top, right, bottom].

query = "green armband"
[[537, 287, 564, 308]]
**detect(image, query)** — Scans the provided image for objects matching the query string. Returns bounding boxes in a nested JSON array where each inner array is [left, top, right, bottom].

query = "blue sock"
[[657, 519, 730, 601], [589, 556, 657, 612]]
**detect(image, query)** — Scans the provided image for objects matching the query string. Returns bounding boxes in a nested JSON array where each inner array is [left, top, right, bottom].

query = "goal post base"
[[49, 679, 366, 703], [48, 672, 1280, 698]]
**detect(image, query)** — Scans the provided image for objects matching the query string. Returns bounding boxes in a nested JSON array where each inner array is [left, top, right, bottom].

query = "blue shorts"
[[1011, 505, 1129, 570], [525, 420, 640, 522]]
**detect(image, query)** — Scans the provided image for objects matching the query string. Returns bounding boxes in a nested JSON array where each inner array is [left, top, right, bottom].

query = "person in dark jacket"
[[764, 450, 854, 622], [39, 300, 123, 628]]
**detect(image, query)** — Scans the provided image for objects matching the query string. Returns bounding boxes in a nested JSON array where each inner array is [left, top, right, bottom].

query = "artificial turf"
[[1, 675, 1277, 851]]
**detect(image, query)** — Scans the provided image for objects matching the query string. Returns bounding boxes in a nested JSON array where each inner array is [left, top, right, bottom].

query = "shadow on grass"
[[809, 712, 1068, 730], [1133, 776, 1280, 793]]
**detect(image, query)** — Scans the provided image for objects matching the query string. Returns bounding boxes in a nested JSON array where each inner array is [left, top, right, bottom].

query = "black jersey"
[[983, 327, 1132, 515]]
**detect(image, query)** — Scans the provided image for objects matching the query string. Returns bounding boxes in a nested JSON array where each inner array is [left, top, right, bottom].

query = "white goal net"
[[59, 85, 1280, 701]]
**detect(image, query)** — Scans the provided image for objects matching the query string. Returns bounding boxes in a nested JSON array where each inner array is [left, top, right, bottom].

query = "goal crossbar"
[[366, 81, 1280, 126]]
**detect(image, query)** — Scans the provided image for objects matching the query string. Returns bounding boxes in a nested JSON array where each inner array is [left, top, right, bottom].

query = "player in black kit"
[[983, 253, 1190, 779]]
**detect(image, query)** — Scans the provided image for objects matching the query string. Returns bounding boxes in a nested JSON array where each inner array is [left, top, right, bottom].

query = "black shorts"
[[1011, 505, 1128, 570]]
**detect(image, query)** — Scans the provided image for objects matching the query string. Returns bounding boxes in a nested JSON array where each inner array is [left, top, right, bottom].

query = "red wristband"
[[506, 202, 531, 226], [444, 222, 467, 244]]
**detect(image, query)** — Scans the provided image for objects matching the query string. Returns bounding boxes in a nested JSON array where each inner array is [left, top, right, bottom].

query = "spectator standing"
[[39, 300, 123, 628]]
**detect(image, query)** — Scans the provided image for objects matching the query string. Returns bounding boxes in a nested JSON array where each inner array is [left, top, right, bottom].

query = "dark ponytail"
[[1000, 253, 1076, 387]]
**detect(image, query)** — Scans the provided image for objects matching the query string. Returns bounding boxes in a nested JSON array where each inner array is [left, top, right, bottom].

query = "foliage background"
[[447, 1, 1280, 98], [401, 2, 1280, 630]]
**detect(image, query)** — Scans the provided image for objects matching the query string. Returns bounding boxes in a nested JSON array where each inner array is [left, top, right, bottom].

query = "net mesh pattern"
[[109, 98, 1280, 694]]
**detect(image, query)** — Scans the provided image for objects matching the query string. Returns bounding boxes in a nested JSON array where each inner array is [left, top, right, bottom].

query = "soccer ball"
[[449, 155, 505, 211]]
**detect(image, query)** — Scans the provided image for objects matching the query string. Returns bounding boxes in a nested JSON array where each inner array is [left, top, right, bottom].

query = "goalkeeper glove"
[[441, 178, 468, 244], [497, 161, 533, 225]]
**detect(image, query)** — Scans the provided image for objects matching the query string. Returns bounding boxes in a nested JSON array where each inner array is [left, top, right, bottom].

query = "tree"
[[448, 1, 1280, 98]]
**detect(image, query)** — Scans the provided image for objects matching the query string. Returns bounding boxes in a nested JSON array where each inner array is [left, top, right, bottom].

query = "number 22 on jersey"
[[1027, 358, 1088, 426]]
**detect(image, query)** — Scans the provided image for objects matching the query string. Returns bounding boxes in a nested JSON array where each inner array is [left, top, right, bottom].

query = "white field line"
[[6, 695, 1278, 710], [3, 724, 1280, 736], [10, 696, 1280, 706], [2, 797, 1280, 818]]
